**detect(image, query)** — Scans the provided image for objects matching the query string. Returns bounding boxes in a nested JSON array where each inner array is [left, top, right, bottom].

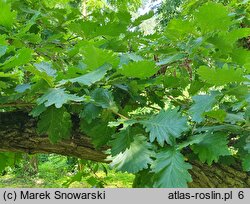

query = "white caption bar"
[[0, 188, 249, 204]]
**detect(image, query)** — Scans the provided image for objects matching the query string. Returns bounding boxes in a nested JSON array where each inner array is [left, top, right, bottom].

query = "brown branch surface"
[[0, 111, 250, 187], [189, 161, 250, 187], [0, 111, 107, 162]]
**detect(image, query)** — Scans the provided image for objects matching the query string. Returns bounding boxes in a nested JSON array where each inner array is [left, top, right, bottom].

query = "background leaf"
[[66, 64, 111, 86], [37, 106, 72, 143], [109, 127, 135, 156], [242, 154, 250, 171], [81, 45, 119, 70], [37, 88, 84, 108], [80, 118, 115, 149], [91, 88, 117, 111], [118, 60, 157, 79], [197, 66, 245, 86], [0, 0, 17, 28], [189, 93, 218, 123], [194, 2, 231, 32], [191, 132, 231, 165]]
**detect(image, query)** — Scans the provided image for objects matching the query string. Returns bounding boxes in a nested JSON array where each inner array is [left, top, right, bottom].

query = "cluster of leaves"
[[63, 159, 109, 188], [0, 152, 21, 172], [157, 0, 250, 30], [156, 0, 185, 26], [0, 0, 249, 187]]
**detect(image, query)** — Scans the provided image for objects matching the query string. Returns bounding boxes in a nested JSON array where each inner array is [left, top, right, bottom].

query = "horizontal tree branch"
[[1, 111, 250, 187], [0, 111, 107, 162]]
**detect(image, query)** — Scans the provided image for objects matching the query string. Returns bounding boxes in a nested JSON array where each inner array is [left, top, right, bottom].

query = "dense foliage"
[[0, 154, 134, 188], [0, 0, 249, 187]]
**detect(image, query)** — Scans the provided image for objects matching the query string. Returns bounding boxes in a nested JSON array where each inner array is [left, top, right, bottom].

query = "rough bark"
[[0, 111, 106, 162], [189, 161, 250, 188], [0, 111, 250, 187]]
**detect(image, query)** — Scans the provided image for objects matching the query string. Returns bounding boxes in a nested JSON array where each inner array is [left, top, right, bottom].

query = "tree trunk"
[[189, 161, 250, 187], [0, 111, 249, 187]]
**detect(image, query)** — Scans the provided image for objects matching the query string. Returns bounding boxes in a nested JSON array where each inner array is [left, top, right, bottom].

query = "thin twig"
[[67, 36, 80, 41], [0, 103, 35, 108], [166, 95, 183, 106], [111, 110, 129, 120], [148, 105, 161, 111]]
